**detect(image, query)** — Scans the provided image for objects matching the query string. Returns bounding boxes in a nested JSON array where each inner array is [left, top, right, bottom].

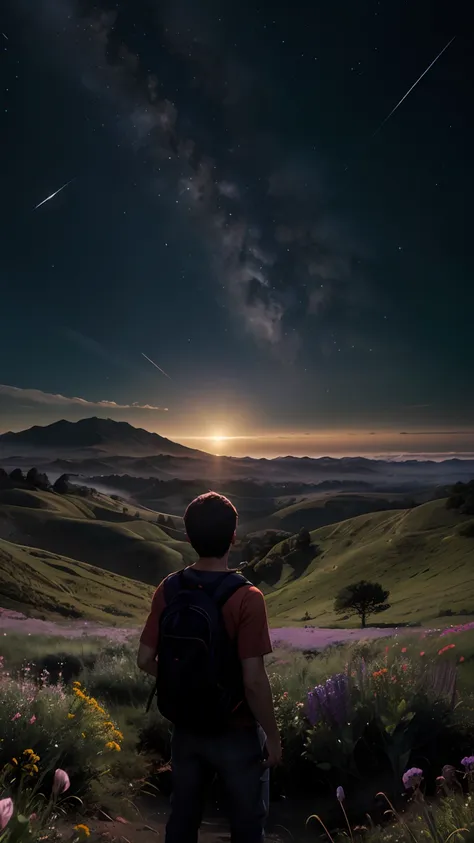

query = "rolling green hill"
[[242, 491, 419, 534], [0, 489, 195, 586], [0, 538, 153, 624], [256, 499, 474, 626]]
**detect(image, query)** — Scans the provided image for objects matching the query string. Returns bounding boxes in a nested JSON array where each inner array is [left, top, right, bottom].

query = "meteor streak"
[[141, 352, 172, 380], [34, 178, 75, 210], [372, 36, 456, 137]]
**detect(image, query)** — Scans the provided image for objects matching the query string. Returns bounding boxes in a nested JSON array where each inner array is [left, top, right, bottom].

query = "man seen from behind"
[[137, 491, 281, 843]]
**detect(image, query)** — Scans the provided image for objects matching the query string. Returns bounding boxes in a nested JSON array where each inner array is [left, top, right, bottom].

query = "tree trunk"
[[361, 612, 366, 629]]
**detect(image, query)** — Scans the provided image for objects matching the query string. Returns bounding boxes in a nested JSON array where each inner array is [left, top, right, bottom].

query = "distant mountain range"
[[0, 417, 202, 458], [1, 417, 474, 487]]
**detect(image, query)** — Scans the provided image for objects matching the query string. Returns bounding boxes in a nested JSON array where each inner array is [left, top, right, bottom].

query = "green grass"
[[243, 491, 418, 534], [0, 537, 153, 623], [259, 499, 474, 626], [0, 495, 196, 586]]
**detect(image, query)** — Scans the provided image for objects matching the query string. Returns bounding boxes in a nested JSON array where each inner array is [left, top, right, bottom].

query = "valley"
[[0, 416, 473, 630]]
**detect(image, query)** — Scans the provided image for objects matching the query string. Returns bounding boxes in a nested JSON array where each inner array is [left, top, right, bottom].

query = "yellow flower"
[[72, 681, 81, 688], [68, 713, 76, 720], [74, 825, 90, 838], [103, 721, 113, 728], [111, 729, 123, 741], [104, 741, 121, 752], [81, 732, 86, 739], [23, 749, 34, 756], [12, 757, 18, 765]]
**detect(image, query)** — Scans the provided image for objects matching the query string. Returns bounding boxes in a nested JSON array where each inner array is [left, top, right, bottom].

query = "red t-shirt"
[[140, 570, 272, 727]]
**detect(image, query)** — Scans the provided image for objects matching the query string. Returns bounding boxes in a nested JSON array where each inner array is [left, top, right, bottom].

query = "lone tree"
[[334, 580, 390, 629]]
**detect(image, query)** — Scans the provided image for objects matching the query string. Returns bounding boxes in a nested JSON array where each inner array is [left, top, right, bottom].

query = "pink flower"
[[0, 798, 14, 831], [401, 647, 407, 653], [52, 769, 70, 796], [11, 712, 21, 721], [29, 813, 38, 824], [420, 651, 425, 657], [29, 715, 37, 725], [460, 656, 465, 663]]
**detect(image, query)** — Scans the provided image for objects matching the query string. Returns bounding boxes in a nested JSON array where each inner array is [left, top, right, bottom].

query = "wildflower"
[[336, 786, 345, 802], [68, 713, 76, 719], [460, 656, 465, 663], [73, 681, 81, 687], [402, 767, 423, 790], [401, 647, 407, 653], [306, 673, 350, 728], [105, 741, 121, 752], [461, 756, 474, 770], [12, 757, 18, 765], [420, 651, 425, 657], [29, 814, 38, 823], [74, 825, 91, 837], [402, 664, 408, 671], [0, 798, 14, 830], [111, 729, 123, 741], [52, 768, 70, 796], [29, 715, 37, 725], [11, 712, 21, 721]]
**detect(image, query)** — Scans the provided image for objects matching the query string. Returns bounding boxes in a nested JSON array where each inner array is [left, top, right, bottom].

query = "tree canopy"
[[334, 580, 390, 628]]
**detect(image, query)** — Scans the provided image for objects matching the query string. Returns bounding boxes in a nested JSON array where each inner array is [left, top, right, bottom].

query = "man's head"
[[184, 491, 238, 559]]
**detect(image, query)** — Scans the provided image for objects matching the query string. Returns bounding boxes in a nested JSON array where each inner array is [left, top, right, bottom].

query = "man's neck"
[[192, 556, 229, 572]]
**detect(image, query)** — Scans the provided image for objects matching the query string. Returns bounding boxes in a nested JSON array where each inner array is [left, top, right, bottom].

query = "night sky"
[[0, 0, 472, 458]]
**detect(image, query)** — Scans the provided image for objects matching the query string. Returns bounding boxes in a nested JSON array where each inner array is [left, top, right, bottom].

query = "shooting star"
[[141, 352, 172, 380], [372, 36, 456, 137], [34, 178, 75, 211]]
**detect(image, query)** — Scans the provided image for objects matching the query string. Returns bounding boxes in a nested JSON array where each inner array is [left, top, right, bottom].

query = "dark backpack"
[[150, 568, 251, 732]]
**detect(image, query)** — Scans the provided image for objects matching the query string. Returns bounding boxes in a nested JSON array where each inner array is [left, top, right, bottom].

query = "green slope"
[[257, 499, 474, 626], [243, 491, 418, 534], [0, 537, 152, 624], [0, 492, 196, 586]]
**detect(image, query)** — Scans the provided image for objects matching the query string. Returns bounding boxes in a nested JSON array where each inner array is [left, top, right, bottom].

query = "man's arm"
[[237, 587, 281, 767], [137, 642, 158, 677], [242, 656, 281, 767], [136, 584, 165, 676]]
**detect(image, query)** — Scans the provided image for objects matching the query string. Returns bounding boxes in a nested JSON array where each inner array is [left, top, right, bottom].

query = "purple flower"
[[461, 756, 474, 769], [307, 673, 350, 728], [402, 767, 423, 790], [336, 786, 345, 802]]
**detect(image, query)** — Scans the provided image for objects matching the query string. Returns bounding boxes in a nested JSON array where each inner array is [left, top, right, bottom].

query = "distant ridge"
[[0, 417, 204, 458]]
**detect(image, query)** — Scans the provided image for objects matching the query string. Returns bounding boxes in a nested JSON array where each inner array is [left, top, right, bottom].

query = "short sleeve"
[[236, 586, 272, 660], [139, 583, 166, 648]]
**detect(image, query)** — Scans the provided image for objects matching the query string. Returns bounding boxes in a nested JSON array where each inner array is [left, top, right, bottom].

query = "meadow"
[[1, 625, 474, 842], [254, 500, 474, 628]]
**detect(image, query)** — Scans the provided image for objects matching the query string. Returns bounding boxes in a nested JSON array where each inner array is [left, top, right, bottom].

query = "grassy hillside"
[[0, 489, 195, 585], [0, 537, 153, 624], [243, 491, 418, 534], [257, 499, 474, 627]]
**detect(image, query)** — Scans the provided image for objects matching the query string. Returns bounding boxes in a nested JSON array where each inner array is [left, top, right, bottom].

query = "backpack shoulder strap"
[[213, 572, 252, 609], [163, 569, 186, 604]]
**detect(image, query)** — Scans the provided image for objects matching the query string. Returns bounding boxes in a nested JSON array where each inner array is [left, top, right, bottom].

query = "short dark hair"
[[184, 491, 238, 558]]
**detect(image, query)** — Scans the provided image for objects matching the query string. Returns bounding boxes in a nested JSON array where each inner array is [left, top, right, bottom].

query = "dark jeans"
[[165, 725, 267, 843]]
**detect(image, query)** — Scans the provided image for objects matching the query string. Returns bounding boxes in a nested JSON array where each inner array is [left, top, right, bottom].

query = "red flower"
[[401, 647, 407, 653], [459, 656, 465, 663], [420, 651, 425, 657]]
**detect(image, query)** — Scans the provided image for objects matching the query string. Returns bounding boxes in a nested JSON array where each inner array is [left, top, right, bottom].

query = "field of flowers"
[[1, 626, 474, 842]]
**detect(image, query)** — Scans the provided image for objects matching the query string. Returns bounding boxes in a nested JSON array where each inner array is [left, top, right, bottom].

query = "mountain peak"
[[0, 416, 200, 458]]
